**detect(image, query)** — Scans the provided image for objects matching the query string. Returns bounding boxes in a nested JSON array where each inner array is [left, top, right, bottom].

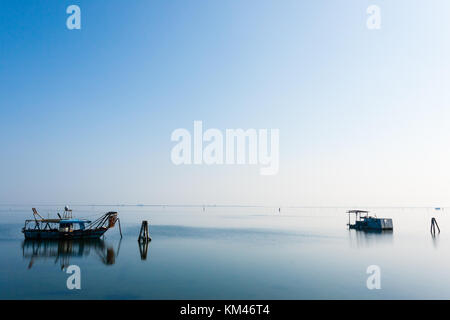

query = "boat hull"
[[23, 228, 107, 240], [349, 217, 393, 231]]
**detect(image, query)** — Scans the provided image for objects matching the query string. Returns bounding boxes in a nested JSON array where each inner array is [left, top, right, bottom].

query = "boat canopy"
[[347, 210, 371, 221], [59, 219, 91, 224], [347, 210, 369, 214], [24, 218, 91, 224]]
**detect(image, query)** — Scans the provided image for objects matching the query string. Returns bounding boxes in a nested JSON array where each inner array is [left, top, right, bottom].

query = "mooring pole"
[[431, 217, 440, 235], [138, 220, 151, 242], [118, 218, 123, 238]]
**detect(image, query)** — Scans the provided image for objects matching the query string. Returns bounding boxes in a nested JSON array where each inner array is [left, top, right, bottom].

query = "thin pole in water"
[[118, 218, 123, 238], [431, 217, 440, 236]]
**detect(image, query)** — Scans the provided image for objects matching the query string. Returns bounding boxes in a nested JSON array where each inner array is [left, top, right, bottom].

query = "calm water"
[[0, 205, 449, 299]]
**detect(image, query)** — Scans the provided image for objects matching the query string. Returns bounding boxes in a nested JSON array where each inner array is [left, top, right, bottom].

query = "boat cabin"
[[24, 218, 92, 232]]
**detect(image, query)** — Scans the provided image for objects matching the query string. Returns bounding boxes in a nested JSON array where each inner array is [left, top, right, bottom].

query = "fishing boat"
[[22, 207, 122, 240], [347, 210, 393, 231]]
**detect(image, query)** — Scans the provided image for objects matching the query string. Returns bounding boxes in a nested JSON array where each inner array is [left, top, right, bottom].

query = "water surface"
[[0, 206, 448, 299]]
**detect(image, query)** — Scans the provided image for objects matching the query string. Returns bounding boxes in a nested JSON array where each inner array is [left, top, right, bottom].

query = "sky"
[[1, 0, 450, 207]]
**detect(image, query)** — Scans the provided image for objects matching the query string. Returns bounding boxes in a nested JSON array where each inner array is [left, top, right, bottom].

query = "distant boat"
[[22, 207, 121, 240], [347, 210, 393, 231]]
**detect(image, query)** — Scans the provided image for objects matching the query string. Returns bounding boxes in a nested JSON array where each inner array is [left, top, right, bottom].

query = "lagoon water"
[[0, 205, 449, 299]]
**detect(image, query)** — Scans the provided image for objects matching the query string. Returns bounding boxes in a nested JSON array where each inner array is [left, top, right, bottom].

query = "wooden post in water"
[[431, 217, 440, 236], [138, 220, 151, 242]]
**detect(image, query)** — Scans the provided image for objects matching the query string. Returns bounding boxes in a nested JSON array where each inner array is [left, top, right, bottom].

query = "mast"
[[64, 206, 73, 219]]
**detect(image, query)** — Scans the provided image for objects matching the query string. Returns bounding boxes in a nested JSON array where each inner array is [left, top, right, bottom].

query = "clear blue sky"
[[1, 1, 450, 206]]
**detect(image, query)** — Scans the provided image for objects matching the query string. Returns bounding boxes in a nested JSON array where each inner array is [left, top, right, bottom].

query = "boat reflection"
[[348, 229, 394, 248], [138, 240, 150, 260], [22, 239, 121, 269], [431, 233, 440, 248]]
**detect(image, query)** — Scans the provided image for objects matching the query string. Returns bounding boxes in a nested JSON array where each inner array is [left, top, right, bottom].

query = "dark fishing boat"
[[22, 207, 122, 240]]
